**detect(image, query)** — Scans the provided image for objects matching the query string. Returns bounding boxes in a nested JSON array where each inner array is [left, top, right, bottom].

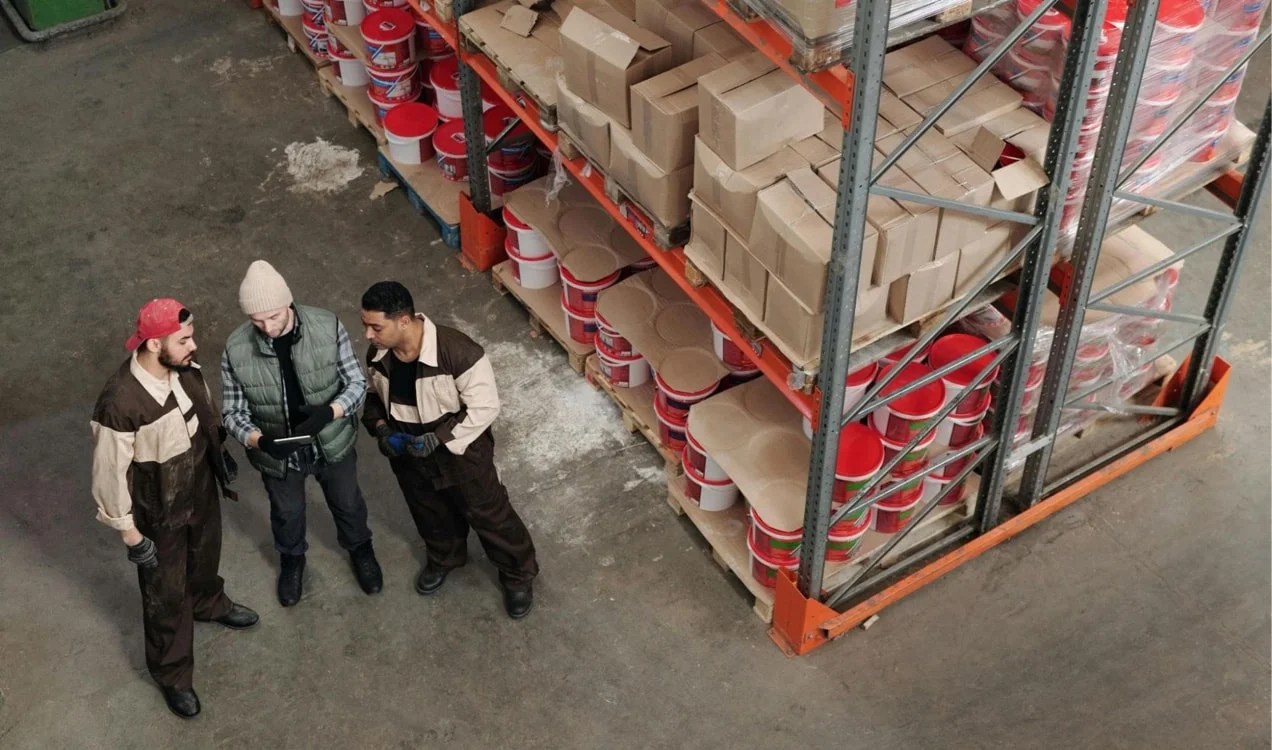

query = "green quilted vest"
[[224, 305, 358, 478]]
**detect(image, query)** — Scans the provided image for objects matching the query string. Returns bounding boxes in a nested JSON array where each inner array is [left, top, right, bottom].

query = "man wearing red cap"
[[91, 299, 258, 719]]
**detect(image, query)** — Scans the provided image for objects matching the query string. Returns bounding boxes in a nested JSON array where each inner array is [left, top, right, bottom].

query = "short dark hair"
[[144, 308, 193, 350], [361, 281, 415, 319]]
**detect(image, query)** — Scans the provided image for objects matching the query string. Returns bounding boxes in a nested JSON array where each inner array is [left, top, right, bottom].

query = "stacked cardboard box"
[[555, 1, 748, 228], [687, 38, 1053, 366]]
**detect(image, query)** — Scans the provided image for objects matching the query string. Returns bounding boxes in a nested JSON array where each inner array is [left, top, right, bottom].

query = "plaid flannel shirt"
[[221, 314, 366, 471]]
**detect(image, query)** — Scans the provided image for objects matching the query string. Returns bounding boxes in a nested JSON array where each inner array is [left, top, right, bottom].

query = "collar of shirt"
[[373, 314, 437, 367], [130, 352, 196, 413], [252, 305, 303, 354]]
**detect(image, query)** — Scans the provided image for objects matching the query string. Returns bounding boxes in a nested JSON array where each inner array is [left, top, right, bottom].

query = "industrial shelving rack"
[[406, 0, 1270, 655]]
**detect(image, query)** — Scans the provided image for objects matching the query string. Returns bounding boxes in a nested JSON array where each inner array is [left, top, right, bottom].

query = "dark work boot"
[[161, 686, 201, 719], [277, 554, 305, 607], [414, 563, 449, 596], [349, 541, 383, 595], [208, 603, 260, 630], [501, 584, 533, 620]]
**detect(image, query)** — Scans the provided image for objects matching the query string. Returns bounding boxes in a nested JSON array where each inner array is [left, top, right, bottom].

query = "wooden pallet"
[[602, 175, 692, 252], [315, 66, 387, 144], [375, 149, 463, 248], [490, 261, 591, 373], [584, 355, 684, 474], [666, 471, 980, 624], [261, 3, 331, 69], [458, 18, 558, 132]]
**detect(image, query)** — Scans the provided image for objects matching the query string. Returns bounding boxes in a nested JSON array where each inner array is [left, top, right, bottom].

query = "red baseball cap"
[[125, 298, 190, 351]]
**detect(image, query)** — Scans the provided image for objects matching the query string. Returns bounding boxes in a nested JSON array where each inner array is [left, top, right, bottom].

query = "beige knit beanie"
[[238, 260, 294, 315]]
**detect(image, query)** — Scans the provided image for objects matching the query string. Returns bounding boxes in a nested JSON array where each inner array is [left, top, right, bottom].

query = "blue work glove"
[[406, 433, 441, 458]]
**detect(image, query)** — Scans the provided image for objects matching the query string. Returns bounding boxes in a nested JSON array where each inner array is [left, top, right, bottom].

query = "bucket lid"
[[428, 56, 459, 91], [503, 205, 531, 232], [1157, 0, 1204, 31], [846, 361, 877, 388], [928, 333, 998, 388], [876, 362, 945, 418], [654, 365, 719, 401], [361, 8, 414, 44], [433, 119, 467, 158], [558, 262, 620, 290], [483, 105, 530, 142], [880, 428, 936, 454], [834, 423, 885, 480], [384, 102, 439, 139]]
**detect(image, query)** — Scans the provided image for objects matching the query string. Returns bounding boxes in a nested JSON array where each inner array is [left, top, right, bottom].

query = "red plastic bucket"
[[684, 426, 728, 482], [561, 294, 597, 345], [831, 423, 885, 503], [928, 333, 1000, 419], [415, 18, 451, 59], [923, 468, 967, 508], [301, 14, 328, 55], [825, 509, 873, 563], [429, 56, 462, 119], [367, 86, 410, 125], [483, 105, 535, 172], [324, 0, 365, 24], [559, 264, 619, 315], [939, 421, 984, 476], [683, 460, 739, 511], [503, 205, 551, 259], [747, 526, 799, 589], [653, 396, 688, 453], [595, 337, 650, 388], [361, 9, 416, 70], [594, 307, 632, 355], [506, 238, 558, 290], [367, 61, 419, 103], [875, 474, 924, 534], [880, 430, 935, 475], [869, 362, 946, 443], [710, 320, 750, 370], [489, 162, 538, 196], [383, 102, 438, 164], [655, 371, 720, 423], [936, 393, 990, 446], [432, 119, 468, 181], [749, 507, 801, 563]]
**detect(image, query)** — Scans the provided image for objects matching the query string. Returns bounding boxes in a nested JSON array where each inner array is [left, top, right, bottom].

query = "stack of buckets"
[[653, 371, 720, 458], [593, 304, 651, 391], [503, 204, 557, 289], [709, 321, 763, 391]]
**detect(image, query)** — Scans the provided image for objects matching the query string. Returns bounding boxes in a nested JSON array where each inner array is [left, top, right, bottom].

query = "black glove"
[[406, 432, 441, 458], [127, 537, 159, 569], [295, 404, 335, 436], [258, 435, 304, 460], [373, 422, 401, 458]]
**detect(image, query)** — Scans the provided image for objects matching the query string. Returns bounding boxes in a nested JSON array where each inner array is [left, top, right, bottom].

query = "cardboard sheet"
[[503, 176, 645, 281]]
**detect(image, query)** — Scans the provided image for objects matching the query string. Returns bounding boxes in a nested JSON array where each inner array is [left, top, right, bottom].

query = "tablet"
[[273, 434, 315, 446]]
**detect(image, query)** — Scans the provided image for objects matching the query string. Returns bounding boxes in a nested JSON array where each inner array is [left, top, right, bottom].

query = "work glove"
[[127, 537, 159, 570], [258, 435, 304, 460], [406, 432, 441, 458], [373, 422, 410, 458], [295, 404, 335, 436]]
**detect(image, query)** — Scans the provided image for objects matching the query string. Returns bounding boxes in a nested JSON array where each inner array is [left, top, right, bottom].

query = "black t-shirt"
[[387, 351, 426, 436], [272, 330, 307, 429]]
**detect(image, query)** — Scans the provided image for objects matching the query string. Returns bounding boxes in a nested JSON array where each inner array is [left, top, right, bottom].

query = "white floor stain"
[[282, 139, 363, 194]]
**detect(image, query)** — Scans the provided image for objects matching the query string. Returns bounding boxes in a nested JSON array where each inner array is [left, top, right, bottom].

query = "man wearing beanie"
[[221, 260, 382, 606], [91, 299, 258, 718], [359, 281, 538, 619]]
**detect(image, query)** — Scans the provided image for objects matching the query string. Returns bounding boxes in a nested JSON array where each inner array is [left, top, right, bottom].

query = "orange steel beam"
[[699, 0, 854, 121], [1206, 168, 1245, 209], [460, 47, 820, 419], [770, 356, 1232, 655], [404, 0, 459, 51]]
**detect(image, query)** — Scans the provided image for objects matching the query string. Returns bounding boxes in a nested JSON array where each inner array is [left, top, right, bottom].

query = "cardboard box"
[[609, 126, 694, 227], [906, 161, 994, 260], [722, 234, 767, 319], [769, 0, 849, 41], [693, 136, 808, 240], [883, 36, 976, 98], [630, 53, 725, 173], [904, 74, 1024, 138], [963, 128, 1050, 214], [888, 252, 958, 323], [873, 166, 940, 283], [790, 109, 842, 168], [503, 176, 645, 281], [555, 73, 612, 169], [559, 6, 674, 127], [693, 20, 748, 57], [697, 51, 824, 170], [749, 168, 835, 312], [634, 0, 718, 64], [595, 269, 729, 391], [877, 89, 922, 136], [686, 196, 726, 279], [763, 277, 889, 365], [955, 222, 1013, 296]]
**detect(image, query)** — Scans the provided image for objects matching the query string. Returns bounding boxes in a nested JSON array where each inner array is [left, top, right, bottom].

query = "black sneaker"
[[277, 554, 305, 607], [350, 541, 383, 595]]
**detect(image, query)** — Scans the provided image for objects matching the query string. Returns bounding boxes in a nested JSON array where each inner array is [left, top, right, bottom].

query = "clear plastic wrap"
[[743, 0, 972, 71]]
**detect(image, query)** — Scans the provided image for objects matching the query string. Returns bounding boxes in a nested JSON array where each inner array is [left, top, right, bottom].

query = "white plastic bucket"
[[324, 0, 364, 24], [503, 205, 551, 259], [334, 58, 369, 87], [384, 102, 439, 165], [278, 0, 304, 16], [684, 460, 739, 512], [596, 339, 650, 389], [683, 426, 729, 482], [507, 239, 558, 290], [429, 57, 463, 120]]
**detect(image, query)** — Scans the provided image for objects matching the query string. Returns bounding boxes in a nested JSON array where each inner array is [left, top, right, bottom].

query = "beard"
[[159, 349, 197, 371]]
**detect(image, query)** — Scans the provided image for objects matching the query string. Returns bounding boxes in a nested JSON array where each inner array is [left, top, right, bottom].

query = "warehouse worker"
[[221, 260, 382, 607], [359, 281, 538, 618], [90, 298, 258, 719]]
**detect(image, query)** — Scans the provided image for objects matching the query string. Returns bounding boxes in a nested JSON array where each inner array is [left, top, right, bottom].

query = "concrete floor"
[[0, 3, 1268, 748]]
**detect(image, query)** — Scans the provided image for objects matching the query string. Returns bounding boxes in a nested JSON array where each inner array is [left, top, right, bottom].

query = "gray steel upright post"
[[453, 0, 492, 214], [975, 0, 1109, 530], [1015, 0, 1162, 507], [1180, 101, 1272, 411], [796, 0, 891, 599]]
